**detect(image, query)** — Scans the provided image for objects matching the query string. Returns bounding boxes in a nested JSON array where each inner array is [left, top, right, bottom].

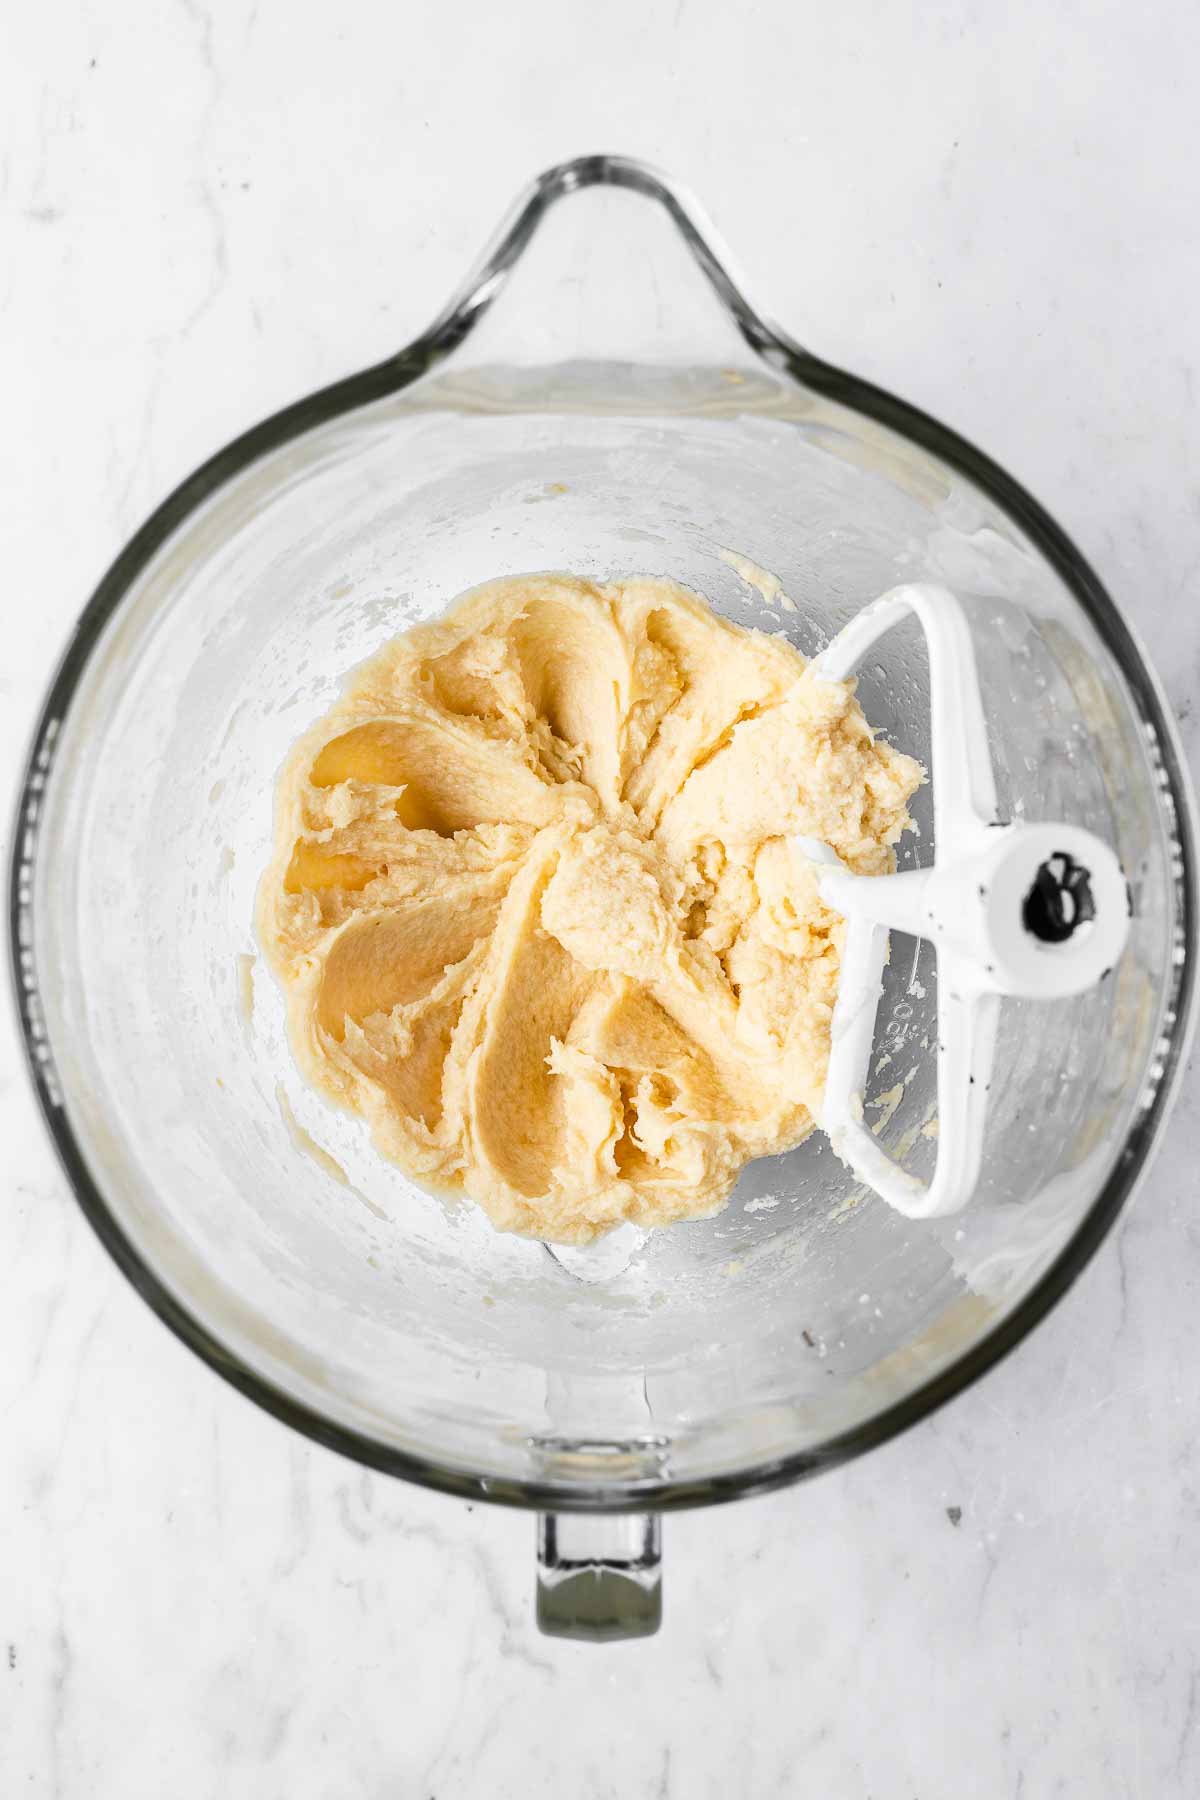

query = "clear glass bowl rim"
[[9, 154, 1197, 1513]]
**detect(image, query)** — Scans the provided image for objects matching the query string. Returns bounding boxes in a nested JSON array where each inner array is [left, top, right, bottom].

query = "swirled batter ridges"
[[258, 575, 921, 1243]]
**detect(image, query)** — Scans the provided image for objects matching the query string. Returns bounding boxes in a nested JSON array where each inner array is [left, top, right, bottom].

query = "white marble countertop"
[[4, 2, 1199, 1793]]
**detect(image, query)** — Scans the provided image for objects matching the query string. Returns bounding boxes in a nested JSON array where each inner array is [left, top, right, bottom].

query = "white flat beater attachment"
[[797, 583, 1130, 1219]]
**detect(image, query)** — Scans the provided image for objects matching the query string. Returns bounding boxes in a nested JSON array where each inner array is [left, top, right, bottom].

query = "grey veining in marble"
[[3, 1, 1199, 1794]]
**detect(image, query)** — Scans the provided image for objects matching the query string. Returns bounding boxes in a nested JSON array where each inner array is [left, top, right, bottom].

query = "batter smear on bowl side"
[[257, 575, 922, 1243]]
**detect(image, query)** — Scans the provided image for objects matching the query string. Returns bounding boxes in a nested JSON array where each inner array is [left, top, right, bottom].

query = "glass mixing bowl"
[[11, 156, 1196, 1639]]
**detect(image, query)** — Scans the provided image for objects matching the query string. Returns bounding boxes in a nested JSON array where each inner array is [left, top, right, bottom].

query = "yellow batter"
[[258, 575, 922, 1242]]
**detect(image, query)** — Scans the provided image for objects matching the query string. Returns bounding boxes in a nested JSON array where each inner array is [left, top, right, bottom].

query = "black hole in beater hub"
[[1022, 852, 1096, 945]]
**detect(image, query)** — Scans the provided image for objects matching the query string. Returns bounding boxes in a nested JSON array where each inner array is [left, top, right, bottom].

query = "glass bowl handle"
[[536, 1512, 662, 1641], [416, 153, 780, 380]]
